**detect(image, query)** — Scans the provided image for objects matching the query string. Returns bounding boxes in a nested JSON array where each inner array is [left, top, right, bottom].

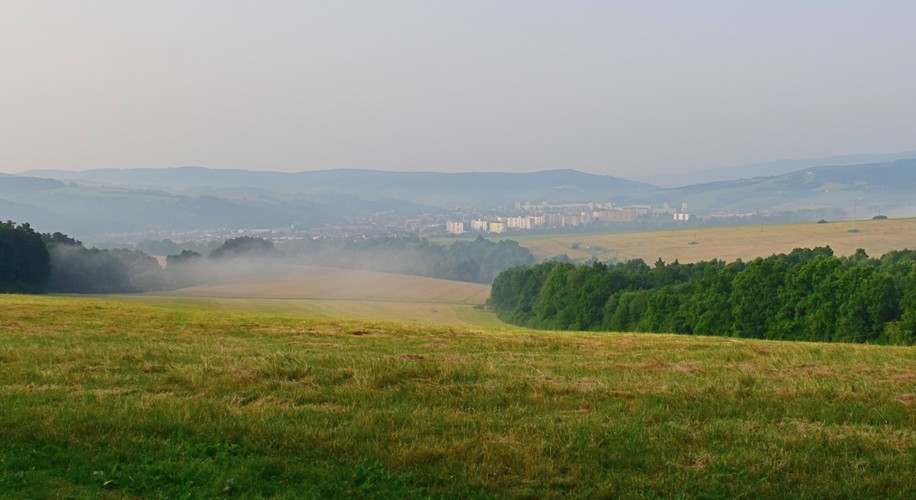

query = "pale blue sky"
[[2, 1, 915, 178]]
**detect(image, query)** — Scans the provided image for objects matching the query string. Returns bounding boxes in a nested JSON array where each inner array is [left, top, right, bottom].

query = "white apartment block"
[[470, 219, 488, 232], [506, 216, 532, 230], [593, 209, 636, 222], [446, 221, 466, 234], [506, 215, 546, 230]]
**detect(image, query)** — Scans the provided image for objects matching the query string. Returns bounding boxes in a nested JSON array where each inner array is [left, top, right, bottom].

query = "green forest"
[[0, 222, 49, 293], [489, 247, 916, 345]]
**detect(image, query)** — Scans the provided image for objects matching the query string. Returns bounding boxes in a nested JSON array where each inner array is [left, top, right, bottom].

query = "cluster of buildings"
[[446, 202, 692, 235], [119, 199, 695, 243]]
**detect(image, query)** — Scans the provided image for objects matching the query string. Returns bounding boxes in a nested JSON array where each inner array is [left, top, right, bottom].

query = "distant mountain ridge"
[[21, 167, 657, 207], [640, 150, 916, 187], [0, 174, 428, 240], [653, 159, 916, 215], [0, 175, 65, 194], [6, 159, 916, 240]]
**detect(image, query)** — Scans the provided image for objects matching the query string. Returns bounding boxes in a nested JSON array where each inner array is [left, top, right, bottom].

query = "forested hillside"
[[489, 247, 916, 345]]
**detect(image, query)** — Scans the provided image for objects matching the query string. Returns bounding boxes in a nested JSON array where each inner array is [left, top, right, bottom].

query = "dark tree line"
[[44, 239, 166, 293], [209, 236, 276, 259], [43, 235, 278, 293], [279, 235, 534, 284], [489, 247, 916, 345], [0, 221, 50, 293]]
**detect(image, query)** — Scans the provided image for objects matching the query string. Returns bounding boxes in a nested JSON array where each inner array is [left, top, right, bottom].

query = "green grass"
[[1, 294, 914, 498], [164, 265, 492, 305], [131, 295, 506, 329]]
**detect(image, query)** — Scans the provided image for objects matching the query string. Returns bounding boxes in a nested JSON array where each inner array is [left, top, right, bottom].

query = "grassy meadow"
[[164, 265, 492, 304], [511, 217, 916, 263], [2, 294, 914, 498], [134, 295, 506, 330]]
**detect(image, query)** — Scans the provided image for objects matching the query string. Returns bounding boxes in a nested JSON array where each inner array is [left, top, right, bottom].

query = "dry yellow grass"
[[516, 217, 916, 263], [132, 295, 507, 329], [163, 265, 491, 304]]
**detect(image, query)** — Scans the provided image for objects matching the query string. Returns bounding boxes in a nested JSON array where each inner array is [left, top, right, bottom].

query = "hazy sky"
[[2, 1, 915, 178]]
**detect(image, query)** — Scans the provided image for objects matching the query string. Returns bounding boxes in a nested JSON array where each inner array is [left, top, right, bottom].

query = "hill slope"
[[22, 167, 657, 207], [656, 159, 916, 215], [643, 150, 916, 187], [516, 217, 916, 263], [1, 294, 913, 497], [0, 181, 426, 239]]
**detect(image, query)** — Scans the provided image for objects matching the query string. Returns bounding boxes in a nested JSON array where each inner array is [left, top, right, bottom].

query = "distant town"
[[116, 200, 785, 252], [91, 199, 712, 250], [444, 201, 692, 236]]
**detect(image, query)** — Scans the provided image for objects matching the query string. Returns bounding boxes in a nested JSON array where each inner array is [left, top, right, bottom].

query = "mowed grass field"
[[2, 294, 914, 498], [165, 265, 491, 305], [133, 296, 507, 330], [153, 265, 497, 329], [513, 217, 916, 263]]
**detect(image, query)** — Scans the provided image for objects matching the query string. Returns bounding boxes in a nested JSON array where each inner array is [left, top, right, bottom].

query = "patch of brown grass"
[[516, 217, 916, 263]]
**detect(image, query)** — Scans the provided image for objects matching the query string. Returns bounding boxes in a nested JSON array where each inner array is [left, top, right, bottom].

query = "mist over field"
[[168, 262, 491, 304]]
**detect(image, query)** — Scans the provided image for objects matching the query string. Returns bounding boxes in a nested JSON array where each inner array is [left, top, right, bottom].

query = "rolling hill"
[[0, 180, 427, 240], [641, 150, 916, 187], [2, 294, 913, 497], [515, 217, 916, 264], [653, 159, 916, 215], [5, 158, 916, 241], [22, 167, 656, 207]]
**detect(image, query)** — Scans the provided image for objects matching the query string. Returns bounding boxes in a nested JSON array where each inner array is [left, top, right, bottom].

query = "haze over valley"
[[3, 157, 915, 244]]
